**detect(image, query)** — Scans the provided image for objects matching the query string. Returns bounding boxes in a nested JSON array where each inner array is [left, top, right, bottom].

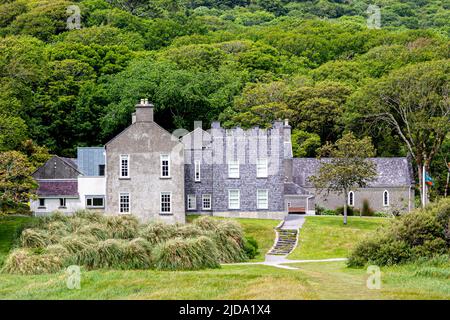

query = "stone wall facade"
[[105, 103, 185, 224]]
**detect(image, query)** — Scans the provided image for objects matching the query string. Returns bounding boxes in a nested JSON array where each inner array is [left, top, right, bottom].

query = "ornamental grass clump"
[[76, 223, 111, 240], [175, 223, 206, 239], [2, 249, 68, 275], [154, 236, 220, 270], [20, 228, 54, 248], [139, 222, 178, 244], [107, 215, 139, 239], [348, 198, 450, 267], [2, 211, 252, 274], [210, 221, 248, 263]]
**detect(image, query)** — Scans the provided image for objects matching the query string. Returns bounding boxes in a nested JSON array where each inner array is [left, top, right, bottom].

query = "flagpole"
[[422, 164, 426, 207]]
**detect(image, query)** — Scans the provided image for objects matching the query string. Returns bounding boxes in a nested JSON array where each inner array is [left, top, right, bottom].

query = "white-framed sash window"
[[160, 192, 172, 214], [187, 194, 196, 210], [202, 194, 212, 210], [256, 158, 268, 178], [120, 154, 129, 178], [228, 160, 239, 178], [160, 154, 170, 178], [257, 189, 269, 209], [228, 189, 240, 209], [119, 192, 130, 214]]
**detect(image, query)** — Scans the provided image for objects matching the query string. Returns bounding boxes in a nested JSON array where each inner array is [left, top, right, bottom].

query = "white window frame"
[[228, 160, 240, 178], [348, 191, 355, 207], [256, 158, 268, 178], [194, 160, 201, 182], [187, 194, 196, 210], [202, 194, 212, 210], [119, 192, 130, 214], [257, 189, 269, 209], [160, 192, 172, 214], [228, 189, 240, 209], [86, 196, 105, 209], [383, 190, 390, 207], [160, 154, 171, 178], [119, 154, 130, 178]]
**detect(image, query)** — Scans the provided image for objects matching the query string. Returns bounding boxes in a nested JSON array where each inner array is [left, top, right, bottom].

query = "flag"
[[425, 172, 434, 186]]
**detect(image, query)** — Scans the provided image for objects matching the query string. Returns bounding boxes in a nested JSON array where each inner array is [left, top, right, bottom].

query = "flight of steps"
[[267, 228, 298, 256]]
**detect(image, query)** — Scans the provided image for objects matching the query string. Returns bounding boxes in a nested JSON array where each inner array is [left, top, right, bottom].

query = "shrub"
[[243, 236, 259, 259], [154, 236, 220, 270], [361, 199, 374, 216], [335, 206, 357, 216], [315, 205, 326, 215], [1, 249, 68, 275], [348, 198, 450, 267], [322, 209, 338, 215]]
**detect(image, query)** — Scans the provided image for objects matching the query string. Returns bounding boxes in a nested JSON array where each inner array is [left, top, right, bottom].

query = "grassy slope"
[[1, 216, 448, 300], [289, 216, 388, 260], [187, 215, 279, 262], [0, 216, 34, 267], [0, 261, 448, 299]]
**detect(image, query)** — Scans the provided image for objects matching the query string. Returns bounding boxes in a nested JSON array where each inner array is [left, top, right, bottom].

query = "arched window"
[[383, 190, 390, 207], [348, 191, 355, 206]]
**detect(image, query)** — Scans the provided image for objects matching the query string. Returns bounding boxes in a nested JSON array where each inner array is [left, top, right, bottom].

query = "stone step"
[[267, 227, 298, 255]]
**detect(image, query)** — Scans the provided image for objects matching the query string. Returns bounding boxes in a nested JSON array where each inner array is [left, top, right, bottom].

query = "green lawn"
[[0, 260, 448, 299], [1, 215, 448, 300], [288, 216, 388, 260], [187, 215, 279, 262], [0, 216, 34, 267]]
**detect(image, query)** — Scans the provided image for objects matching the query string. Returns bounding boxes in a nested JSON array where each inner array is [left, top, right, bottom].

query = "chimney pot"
[[134, 98, 154, 122]]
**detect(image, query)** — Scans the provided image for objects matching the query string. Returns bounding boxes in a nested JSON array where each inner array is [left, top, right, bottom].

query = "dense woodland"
[[0, 0, 449, 204]]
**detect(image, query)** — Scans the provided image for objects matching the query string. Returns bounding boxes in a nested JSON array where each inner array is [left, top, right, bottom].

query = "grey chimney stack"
[[135, 98, 154, 122]]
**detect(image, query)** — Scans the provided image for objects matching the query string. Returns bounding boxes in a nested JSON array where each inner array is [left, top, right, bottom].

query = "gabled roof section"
[[181, 127, 212, 150], [32, 156, 82, 180], [105, 121, 183, 147], [292, 157, 414, 188], [284, 182, 312, 196]]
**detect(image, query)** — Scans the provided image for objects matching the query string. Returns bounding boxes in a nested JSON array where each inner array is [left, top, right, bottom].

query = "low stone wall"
[[212, 211, 287, 220]]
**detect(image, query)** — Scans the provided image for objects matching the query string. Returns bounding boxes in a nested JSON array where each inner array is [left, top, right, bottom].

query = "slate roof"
[[36, 180, 79, 197], [60, 157, 78, 171], [292, 157, 414, 188]]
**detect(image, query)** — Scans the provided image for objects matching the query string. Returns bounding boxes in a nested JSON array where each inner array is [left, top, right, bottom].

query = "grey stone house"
[[31, 100, 415, 221], [104, 99, 185, 223], [182, 120, 415, 219]]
